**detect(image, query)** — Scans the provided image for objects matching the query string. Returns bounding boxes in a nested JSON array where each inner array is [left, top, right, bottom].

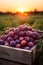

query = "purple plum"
[[0, 39, 5, 45], [23, 25, 29, 31], [15, 39, 20, 44], [7, 37, 13, 42], [32, 32, 39, 40], [28, 42, 34, 47], [24, 46, 30, 50], [14, 35, 18, 40], [4, 35, 9, 41], [19, 25, 24, 31], [8, 31, 14, 37], [14, 28, 20, 34], [26, 31, 32, 37], [4, 41, 9, 46], [0, 35, 5, 40], [28, 27, 32, 31], [19, 37, 24, 41], [10, 41, 16, 47], [19, 31, 24, 36], [16, 44, 21, 48], [29, 37, 34, 42], [21, 40, 27, 46], [24, 36, 29, 41]]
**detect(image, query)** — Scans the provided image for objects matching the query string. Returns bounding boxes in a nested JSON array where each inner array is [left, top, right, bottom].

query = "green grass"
[[0, 14, 43, 35]]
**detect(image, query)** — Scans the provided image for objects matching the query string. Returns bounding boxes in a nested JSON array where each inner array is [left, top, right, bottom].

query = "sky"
[[0, 0, 43, 12]]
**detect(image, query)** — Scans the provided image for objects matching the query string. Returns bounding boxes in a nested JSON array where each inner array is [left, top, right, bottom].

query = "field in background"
[[0, 14, 43, 35]]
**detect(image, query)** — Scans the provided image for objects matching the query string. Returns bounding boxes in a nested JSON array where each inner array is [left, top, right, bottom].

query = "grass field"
[[0, 14, 43, 35]]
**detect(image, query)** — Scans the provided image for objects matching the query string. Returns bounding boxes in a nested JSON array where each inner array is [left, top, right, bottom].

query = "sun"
[[18, 8, 25, 13]]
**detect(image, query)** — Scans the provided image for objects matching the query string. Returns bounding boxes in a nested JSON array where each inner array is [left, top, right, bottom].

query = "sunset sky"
[[0, 0, 43, 12]]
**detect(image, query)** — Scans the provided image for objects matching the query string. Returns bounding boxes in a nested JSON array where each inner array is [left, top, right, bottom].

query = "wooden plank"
[[0, 43, 42, 65], [32, 44, 42, 62], [0, 58, 24, 65], [31, 45, 37, 61], [0, 45, 32, 65]]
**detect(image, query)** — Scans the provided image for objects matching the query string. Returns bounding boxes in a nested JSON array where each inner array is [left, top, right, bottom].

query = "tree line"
[[0, 10, 43, 15]]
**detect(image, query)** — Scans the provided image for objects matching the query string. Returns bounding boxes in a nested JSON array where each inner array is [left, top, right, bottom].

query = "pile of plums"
[[0, 25, 40, 50]]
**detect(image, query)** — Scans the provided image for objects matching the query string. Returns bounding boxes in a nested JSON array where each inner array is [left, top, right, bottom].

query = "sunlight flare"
[[18, 8, 25, 13]]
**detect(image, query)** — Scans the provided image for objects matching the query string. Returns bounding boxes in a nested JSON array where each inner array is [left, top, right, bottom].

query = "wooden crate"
[[0, 44, 42, 65], [37, 31, 43, 38]]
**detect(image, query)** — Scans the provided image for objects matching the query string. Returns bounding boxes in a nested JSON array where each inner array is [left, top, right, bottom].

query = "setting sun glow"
[[0, 0, 43, 12], [18, 8, 25, 13]]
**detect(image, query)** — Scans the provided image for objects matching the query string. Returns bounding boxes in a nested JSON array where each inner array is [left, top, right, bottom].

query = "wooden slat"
[[0, 43, 42, 65], [0, 45, 32, 65]]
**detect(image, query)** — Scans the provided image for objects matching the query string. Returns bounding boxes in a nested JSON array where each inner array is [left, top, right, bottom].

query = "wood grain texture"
[[0, 45, 32, 65], [0, 44, 42, 65]]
